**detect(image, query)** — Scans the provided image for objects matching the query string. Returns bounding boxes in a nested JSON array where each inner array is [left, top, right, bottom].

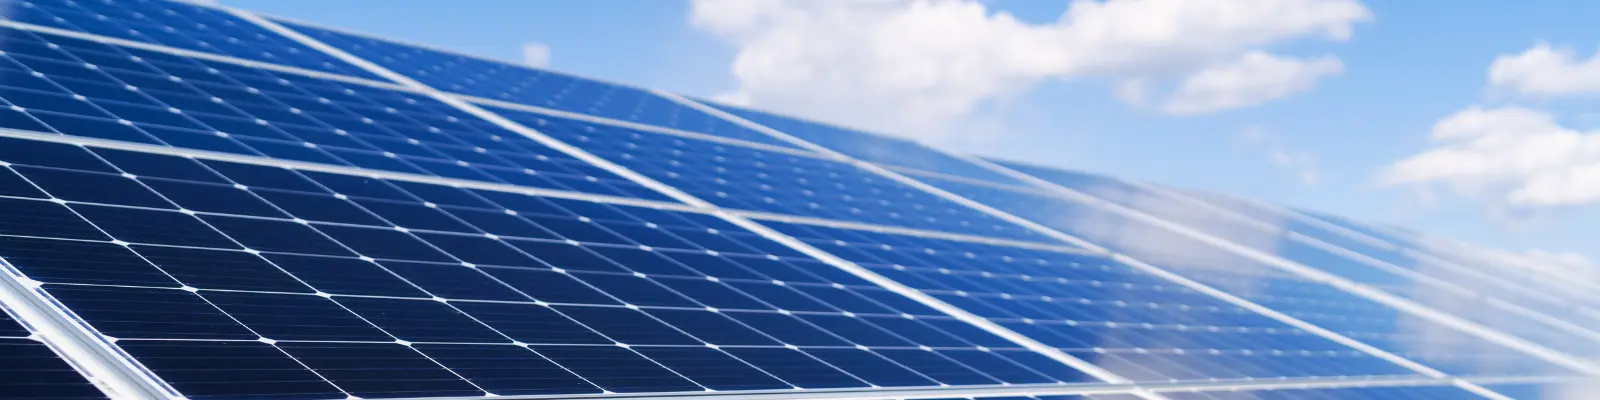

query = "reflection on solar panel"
[[0, 1, 1589, 400]]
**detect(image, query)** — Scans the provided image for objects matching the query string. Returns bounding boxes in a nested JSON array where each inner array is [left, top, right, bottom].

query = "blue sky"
[[225, 0, 1600, 263]]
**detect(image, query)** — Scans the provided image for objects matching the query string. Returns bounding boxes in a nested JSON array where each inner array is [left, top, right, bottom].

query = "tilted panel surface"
[[0, 304, 106, 399], [0, 25, 670, 201], [917, 175, 1575, 377], [0, 137, 1096, 399], [706, 100, 1029, 185], [980, 161, 1600, 362], [274, 19, 803, 149], [761, 220, 1422, 383], [491, 107, 1057, 242], [0, 0, 382, 80]]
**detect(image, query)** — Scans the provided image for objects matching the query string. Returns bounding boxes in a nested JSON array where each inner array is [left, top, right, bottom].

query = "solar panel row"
[[0, 1, 1587, 400]]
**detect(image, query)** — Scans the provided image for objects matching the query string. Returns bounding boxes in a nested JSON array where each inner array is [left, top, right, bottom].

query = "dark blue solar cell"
[[440, 208, 560, 240], [644, 309, 778, 346], [334, 296, 507, 342], [629, 346, 789, 391], [477, 267, 619, 305], [15, 167, 174, 208], [0, 236, 172, 286], [877, 349, 997, 385], [250, 189, 384, 225], [262, 254, 427, 297], [200, 215, 354, 256], [525, 216, 630, 244], [132, 245, 310, 293], [377, 261, 529, 302], [719, 347, 866, 389], [450, 301, 610, 345], [555, 306, 699, 346], [0, 168, 49, 198], [0, 197, 110, 240], [412, 344, 601, 396], [412, 233, 540, 267], [653, 277, 771, 310], [89, 148, 228, 183], [804, 349, 935, 387], [44, 285, 256, 340], [727, 282, 837, 312], [865, 317, 973, 348], [351, 198, 475, 232], [530, 345, 701, 393], [507, 241, 624, 272], [32, 112, 161, 144], [276, 342, 484, 398], [115, 340, 343, 400], [204, 291, 390, 342], [300, 171, 412, 201], [724, 312, 851, 347], [200, 162, 325, 193], [313, 224, 453, 262], [797, 315, 913, 347], [659, 252, 763, 280], [939, 350, 1056, 384], [72, 205, 239, 248], [573, 273, 698, 307]]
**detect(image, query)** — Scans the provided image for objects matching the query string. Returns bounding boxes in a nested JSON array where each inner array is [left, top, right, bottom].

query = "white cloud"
[[689, 0, 1370, 140], [1237, 125, 1322, 186], [1380, 107, 1600, 208], [521, 42, 551, 67], [1488, 43, 1600, 98], [1162, 52, 1344, 115]]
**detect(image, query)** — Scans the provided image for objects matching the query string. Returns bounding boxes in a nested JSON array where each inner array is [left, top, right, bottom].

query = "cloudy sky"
[[226, 0, 1600, 267]]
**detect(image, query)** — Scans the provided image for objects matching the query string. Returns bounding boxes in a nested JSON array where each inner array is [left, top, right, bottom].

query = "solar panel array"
[[0, 1, 1589, 400]]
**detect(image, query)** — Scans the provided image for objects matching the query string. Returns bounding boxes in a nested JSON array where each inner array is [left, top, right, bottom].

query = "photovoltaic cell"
[[764, 220, 1424, 382], [0, 304, 106, 399], [495, 108, 1055, 242], [274, 19, 806, 150], [0, 0, 382, 80], [0, 26, 670, 201], [0, 140, 1076, 398]]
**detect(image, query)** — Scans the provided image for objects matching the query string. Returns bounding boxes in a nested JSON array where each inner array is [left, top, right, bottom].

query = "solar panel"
[[1, 0, 382, 80], [277, 20, 804, 150], [0, 1, 1586, 400], [0, 302, 106, 399]]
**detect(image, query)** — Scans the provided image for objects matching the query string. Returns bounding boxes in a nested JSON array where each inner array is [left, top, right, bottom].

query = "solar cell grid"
[[0, 26, 671, 201], [763, 221, 1424, 383], [274, 19, 804, 150], [0, 139, 1101, 398], [495, 108, 1056, 242], [0, 303, 107, 399], [0, 0, 382, 80]]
